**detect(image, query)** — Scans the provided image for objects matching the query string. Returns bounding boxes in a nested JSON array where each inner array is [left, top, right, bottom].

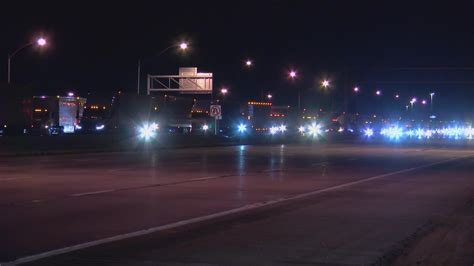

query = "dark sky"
[[3, 1, 474, 117]]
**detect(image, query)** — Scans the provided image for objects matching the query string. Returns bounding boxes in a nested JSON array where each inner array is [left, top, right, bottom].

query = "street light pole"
[[137, 42, 188, 95], [288, 70, 298, 109], [137, 59, 141, 94], [7, 38, 46, 84], [430, 92, 435, 113], [7, 56, 11, 84]]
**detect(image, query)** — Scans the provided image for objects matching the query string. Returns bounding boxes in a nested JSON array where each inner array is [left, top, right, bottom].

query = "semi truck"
[[31, 95, 86, 135]]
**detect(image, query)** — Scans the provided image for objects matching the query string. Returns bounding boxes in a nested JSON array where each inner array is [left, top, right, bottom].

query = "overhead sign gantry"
[[147, 67, 213, 95]]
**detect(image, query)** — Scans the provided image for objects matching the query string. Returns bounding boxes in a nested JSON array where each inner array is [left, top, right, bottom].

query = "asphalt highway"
[[1, 144, 473, 265]]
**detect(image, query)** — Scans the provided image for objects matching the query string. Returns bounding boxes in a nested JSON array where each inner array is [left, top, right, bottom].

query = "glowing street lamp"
[[37, 38, 47, 46], [430, 92, 435, 111], [220, 88, 228, 95], [179, 42, 188, 50], [245, 59, 252, 66], [289, 71, 297, 79], [321, 80, 330, 88], [353, 86, 359, 93], [375, 90, 381, 96], [395, 94, 400, 99], [410, 97, 417, 108], [267, 94, 272, 100], [7, 37, 47, 84], [137, 40, 189, 94], [421, 99, 427, 105]]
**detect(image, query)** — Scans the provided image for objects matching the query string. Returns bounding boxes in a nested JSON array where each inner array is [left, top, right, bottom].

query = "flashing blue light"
[[406, 130, 415, 137], [270, 126, 279, 135], [465, 126, 474, 139], [364, 128, 374, 137], [381, 126, 403, 139], [415, 128, 424, 139], [238, 124, 247, 133]]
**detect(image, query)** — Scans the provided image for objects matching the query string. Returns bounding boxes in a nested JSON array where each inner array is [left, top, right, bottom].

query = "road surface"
[[1, 144, 473, 265]]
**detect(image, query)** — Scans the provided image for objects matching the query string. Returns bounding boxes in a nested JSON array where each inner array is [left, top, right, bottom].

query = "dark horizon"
[[3, 1, 474, 118]]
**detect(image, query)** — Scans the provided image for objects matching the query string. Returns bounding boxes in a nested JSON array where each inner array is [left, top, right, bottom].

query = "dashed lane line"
[[2, 155, 469, 266]]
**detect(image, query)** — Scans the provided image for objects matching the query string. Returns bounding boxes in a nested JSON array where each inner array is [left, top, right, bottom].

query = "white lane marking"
[[311, 161, 329, 167], [70, 190, 116, 197], [106, 168, 131, 173], [1, 174, 239, 207], [67, 175, 236, 198], [0, 176, 34, 181], [3, 155, 469, 266], [263, 161, 333, 173]]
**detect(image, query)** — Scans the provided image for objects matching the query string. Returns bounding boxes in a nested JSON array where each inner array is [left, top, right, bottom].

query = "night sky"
[[3, 1, 474, 118]]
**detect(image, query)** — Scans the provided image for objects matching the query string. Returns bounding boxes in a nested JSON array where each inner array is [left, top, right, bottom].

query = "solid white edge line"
[[2, 155, 469, 266]]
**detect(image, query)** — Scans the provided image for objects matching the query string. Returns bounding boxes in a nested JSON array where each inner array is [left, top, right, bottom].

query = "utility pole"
[[137, 59, 141, 95]]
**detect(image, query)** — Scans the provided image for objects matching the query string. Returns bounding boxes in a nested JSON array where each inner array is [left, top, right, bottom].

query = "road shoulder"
[[391, 197, 474, 265]]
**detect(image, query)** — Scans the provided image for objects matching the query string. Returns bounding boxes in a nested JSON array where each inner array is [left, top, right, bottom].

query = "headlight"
[[308, 123, 322, 136], [298, 126, 305, 133], [138, 123, 158, 140], [150, 122, 159, 131], [278, 124, 287, 133], [269, 126, 279, 135]]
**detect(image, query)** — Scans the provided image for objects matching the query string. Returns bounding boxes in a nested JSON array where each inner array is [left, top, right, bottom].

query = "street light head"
[[410, 97, 417, 104], [267, 94, 272, 99], [376, 90, 381, 96], [37, 38, 46, 46], [220, 88, 228, 95], [179, 42, 188, 50], [322, 80, 330, 88], [245, 60, 252, 66], [353, 87, 359, 92], [289, 71, 297, 79], [395, 94, 400, 99], [422, 100, 427, 105], [430, 92, 435, 97]]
